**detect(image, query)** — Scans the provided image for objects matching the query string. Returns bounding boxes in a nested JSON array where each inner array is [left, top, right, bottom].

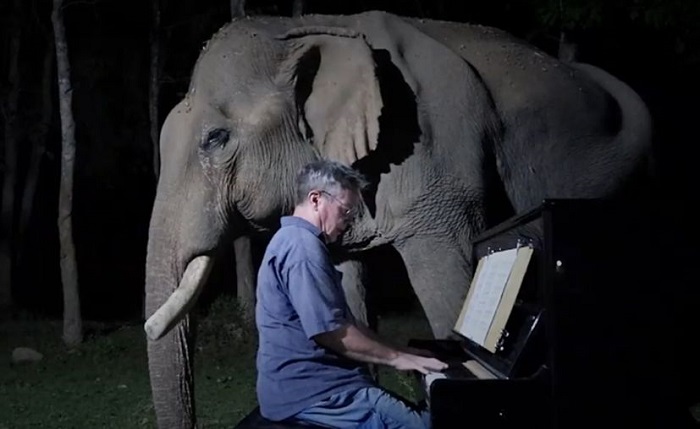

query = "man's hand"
[[400, 346, 436, 358], [315, 324, 448, 373], [390, 352, 449, 375]]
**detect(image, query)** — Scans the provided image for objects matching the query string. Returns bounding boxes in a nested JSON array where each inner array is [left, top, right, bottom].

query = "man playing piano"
[[255, 160, 448, 428]]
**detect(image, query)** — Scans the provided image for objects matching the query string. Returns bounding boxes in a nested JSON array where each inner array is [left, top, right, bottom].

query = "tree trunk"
[[149, 0, 161, 181], [558, 31, 578, 62], [230, 0, 245, 18], [412, 0, 425, 18], [52, 0, 83, 347], [292, 0, 304, 17], [557, 0, 577, 63], [17, 38, 54, 267], [0, 0, 22, 312], [234, 237, 255, 327]]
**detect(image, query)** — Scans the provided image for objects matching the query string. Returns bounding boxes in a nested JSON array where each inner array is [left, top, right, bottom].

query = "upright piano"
[[410, 198, 696, 428]]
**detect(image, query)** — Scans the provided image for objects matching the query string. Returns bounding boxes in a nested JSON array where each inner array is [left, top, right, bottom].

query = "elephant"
[[142, 10, 652, 428]]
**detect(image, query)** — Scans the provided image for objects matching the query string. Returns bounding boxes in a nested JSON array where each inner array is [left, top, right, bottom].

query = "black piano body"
[[410, 198, 697, 428]]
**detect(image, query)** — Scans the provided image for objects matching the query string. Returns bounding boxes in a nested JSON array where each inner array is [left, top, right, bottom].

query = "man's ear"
[[308, 190, 321, 207], [276, 27, 382, 166]]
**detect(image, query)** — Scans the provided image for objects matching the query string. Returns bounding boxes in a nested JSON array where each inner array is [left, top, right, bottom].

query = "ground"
[[0, 296, 433, 428], [4, 296, 698, 428]]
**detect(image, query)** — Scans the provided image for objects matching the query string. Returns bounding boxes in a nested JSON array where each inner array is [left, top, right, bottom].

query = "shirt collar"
[[280, 216, 325, 241]]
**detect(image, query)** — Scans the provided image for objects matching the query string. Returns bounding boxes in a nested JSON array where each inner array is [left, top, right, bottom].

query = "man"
[[255, 159, 448, 428]]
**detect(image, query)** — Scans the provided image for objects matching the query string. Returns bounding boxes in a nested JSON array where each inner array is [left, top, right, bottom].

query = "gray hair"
[[295, 160, 368, 205]]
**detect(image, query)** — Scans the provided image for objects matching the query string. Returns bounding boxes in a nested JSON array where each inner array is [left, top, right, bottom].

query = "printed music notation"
[[455, 245, 534, 352], [457, 248, 519, 347]]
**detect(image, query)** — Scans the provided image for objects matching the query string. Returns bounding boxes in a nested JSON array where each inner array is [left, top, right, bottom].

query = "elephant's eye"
[[202, 128, 230, 151]]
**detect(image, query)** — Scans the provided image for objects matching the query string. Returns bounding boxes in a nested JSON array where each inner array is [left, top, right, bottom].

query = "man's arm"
[[285, 259, 447, 374], [354, 322, 438, 358], [314, 323, 448, 375]]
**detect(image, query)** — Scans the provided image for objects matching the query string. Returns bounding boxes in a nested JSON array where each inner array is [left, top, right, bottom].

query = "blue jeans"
[[291, 386, 431, 428]]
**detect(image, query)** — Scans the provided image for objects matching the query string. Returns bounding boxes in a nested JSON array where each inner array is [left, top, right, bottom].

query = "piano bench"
[[233, 406, 326, 429]]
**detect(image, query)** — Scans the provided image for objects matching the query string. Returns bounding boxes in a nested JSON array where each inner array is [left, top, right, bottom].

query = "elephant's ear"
[[276, 27, 382, 165]]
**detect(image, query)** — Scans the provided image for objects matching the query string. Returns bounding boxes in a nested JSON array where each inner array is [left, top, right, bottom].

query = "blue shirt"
[[255, 216, 373, 421]]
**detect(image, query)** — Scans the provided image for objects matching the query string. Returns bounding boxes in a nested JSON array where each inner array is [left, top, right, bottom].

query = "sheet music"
[[457, 248, 519, 346]]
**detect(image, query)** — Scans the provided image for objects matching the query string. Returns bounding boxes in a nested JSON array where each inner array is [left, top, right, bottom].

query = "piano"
[[409, 198, 697, 428]]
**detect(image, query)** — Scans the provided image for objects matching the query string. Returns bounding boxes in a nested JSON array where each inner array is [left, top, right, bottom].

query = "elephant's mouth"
[[144, 255, 214, 341]]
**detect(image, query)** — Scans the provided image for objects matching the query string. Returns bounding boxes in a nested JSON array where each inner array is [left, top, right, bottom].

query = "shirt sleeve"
[[285, 260, 349, 339]]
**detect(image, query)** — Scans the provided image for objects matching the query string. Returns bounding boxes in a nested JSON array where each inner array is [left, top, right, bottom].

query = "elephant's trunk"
[[146, 316, 196, 429], [145, 255, 214, 341], [144, 221, 215, 429]]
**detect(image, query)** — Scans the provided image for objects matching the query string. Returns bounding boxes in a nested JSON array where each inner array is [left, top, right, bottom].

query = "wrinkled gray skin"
[[144, 11, 652, 428]]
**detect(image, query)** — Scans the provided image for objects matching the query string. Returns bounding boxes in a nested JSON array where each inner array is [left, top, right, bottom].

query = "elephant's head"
[[143, 21, 385, 428]]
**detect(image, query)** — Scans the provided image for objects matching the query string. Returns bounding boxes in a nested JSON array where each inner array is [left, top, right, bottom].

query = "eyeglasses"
[[319, 190, 357, 219]]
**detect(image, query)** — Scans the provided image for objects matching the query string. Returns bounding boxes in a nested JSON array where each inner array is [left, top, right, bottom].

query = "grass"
[[1, 320, 154, 429], [0, 296, 433, 429]]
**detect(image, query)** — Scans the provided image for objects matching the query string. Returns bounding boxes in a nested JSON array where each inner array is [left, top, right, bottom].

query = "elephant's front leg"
[[335, 257, 375, 331], [393, 238, 473, 339], [335, 257, 381, 382]]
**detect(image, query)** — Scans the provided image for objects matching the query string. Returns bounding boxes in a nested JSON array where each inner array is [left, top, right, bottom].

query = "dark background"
[[1, 0, 698, 321]]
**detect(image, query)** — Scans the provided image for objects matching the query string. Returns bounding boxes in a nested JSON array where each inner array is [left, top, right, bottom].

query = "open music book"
[[454, 246, 534, 353]]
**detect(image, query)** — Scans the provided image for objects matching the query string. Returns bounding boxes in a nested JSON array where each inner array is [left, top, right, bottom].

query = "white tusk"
[[144, 255, 213, 341]]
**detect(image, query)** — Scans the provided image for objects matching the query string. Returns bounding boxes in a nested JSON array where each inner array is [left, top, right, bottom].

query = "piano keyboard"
[[422, 359, 498, 402], [422, 361, 474, 402]]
